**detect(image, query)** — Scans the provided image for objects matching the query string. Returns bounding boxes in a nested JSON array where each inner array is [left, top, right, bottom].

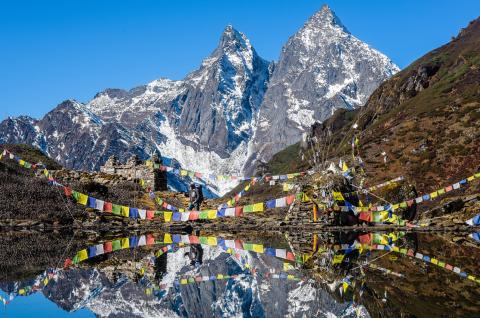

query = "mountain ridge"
[[0, 6, 399, 194]]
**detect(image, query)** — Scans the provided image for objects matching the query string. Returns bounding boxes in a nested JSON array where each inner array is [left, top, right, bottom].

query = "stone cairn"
[[100, 153, 167, 191]]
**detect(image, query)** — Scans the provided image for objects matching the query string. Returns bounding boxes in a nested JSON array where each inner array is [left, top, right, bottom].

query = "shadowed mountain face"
[[0, 5, 397, 184]]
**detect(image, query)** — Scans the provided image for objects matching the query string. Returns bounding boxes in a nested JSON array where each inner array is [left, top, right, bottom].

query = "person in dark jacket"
[[187, 183, 204, 211], [195, 184, 204, 208]]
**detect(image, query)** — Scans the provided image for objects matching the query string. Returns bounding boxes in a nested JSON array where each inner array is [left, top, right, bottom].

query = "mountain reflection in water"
[[0, 230, 479, 318]]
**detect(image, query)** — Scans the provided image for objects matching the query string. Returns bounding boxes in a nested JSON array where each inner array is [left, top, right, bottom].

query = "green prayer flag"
[[199, 236, 208, 245], [112, 240, 121, 251], [112, 204, 121, 215]]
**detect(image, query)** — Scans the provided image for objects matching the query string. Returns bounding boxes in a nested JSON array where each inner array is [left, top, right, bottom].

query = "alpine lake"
[[0, 229, 478, 318]]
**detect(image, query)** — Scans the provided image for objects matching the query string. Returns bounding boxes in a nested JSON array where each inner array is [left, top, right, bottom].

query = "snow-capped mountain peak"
[[1, 8, 398, 191]]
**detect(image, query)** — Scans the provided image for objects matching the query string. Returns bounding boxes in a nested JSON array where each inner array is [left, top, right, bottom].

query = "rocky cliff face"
[[267, 16, 480, 196], [245, 5, 399, 173], [0, 5, 397, 191]]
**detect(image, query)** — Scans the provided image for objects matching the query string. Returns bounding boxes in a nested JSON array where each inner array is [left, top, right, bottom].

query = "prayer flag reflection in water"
[[0, 231, 479, 318]]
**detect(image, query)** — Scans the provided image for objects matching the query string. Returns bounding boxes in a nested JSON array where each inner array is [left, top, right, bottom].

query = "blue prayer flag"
[[88, 197, 96, 209], [265, 248, 276, 256], [172, 234, 181, 243], [129, 208, 139, 219], [217, 208, 226, 217], [266, 199, 276, 209], [88, 246, 97, 258], [129, 236, 139, 247]]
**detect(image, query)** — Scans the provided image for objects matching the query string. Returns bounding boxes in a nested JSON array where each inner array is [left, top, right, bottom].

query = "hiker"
[[195, 183, 204, 208], [402, 185, 418, 221], [188, 183, 203, 211]]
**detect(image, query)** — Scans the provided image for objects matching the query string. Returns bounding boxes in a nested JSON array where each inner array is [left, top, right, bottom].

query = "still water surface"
[[0, 231, 478, 317]]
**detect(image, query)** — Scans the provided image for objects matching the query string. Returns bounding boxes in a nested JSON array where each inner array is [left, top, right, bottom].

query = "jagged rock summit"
[[0, 6, 398, 193], [244, 5, 399, 173]]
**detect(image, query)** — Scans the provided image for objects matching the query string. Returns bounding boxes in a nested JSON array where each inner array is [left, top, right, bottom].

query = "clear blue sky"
[[1, 0, 479, 120]]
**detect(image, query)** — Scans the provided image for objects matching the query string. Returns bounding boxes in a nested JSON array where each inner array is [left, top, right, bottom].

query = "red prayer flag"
[[407, 249, 414, 257], [358, 233, 372, 244], [358, 212, 371, 222], [146, 210, 154, 220], [63, 186, 73, 197], [286, 252, 295, 261], [146, 234, 155, 245], [445, 185, 453, 192], [189, 211, 199, 220], [63, 258, 72, 268], [104, 241, 113, 253], [103, 202, 112, 213], [286, 195, 295, 205], [445, 264, 454, 271], [235, 206, 243, 216], [189, 235, 200, 244]]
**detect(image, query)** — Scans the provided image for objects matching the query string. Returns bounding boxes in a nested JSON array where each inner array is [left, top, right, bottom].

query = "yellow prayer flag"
[[164, 233, 172, 243], [164, 212, 173, 222], [19, 159, 25, 166], [77, 193, 88, 205], [431, 258, 438, 265], [252, 244, 264, 253], [77, 249, 88, 262], [207, 210, 217, 219], [207, 236, 217, 246], [342, 282, 349, 293], [287, 274, 295, 280], [121, 206, 129, 217], [252, 202, 264, 212], [467, 175, 474, 182], [333, 254, 345, 264], [121, 238, 129, 249], [43, 278, 49, 286], [180, 279, 188, 285], [332, 191, 345, 201], [180, 170, 188, 176], [179, 208, 185, 212], [430, 191, 438, 199], [216, 274, 224, 280], [342, 162, 348, 172]]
